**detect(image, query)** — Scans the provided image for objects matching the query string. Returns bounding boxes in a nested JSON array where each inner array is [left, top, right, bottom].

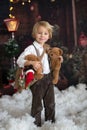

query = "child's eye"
[[38, 32, 48, 35], [38, 32, 42, 34]]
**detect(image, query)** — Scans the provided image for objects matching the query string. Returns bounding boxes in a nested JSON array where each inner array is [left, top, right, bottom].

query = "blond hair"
[[32, 21, 53, 39]]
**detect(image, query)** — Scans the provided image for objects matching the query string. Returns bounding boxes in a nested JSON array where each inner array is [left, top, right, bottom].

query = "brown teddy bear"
[[44, 44, 63, 84], [14, 54, 44, 92], [24, 54, 43, 80]]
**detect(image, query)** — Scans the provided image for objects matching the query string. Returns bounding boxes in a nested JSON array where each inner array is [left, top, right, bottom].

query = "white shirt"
[[17, 41, 50, 74]]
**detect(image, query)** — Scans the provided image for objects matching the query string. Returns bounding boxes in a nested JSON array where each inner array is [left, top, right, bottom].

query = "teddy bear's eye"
[[50, 53, 53, 56]]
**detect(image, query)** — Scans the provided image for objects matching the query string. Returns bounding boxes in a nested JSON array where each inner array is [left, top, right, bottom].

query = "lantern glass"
[[4, 18, 19, 32]]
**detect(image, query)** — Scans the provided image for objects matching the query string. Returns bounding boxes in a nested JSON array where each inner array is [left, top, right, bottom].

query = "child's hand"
[[24, 60, 42, 70], [33, 61, 42, 71]]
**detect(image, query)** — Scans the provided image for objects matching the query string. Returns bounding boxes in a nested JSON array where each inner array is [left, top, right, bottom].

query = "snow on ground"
[[0, 83, 87, 130]]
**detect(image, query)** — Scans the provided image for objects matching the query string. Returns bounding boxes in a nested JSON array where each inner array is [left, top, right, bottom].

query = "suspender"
[[33, 44, 40, 57], [32, 44, 51, 71], [33, 44, 45, 60]]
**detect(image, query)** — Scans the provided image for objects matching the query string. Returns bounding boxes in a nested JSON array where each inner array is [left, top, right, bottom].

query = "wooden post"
[[72, 0, 77, 46]]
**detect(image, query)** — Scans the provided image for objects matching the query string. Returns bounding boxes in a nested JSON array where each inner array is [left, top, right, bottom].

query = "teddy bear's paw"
[[52, 79, 58, 85], [35, 74, 44, 80]]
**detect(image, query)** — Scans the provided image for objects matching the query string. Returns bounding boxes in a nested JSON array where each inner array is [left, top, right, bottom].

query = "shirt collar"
[[33, 41, 43, 50]]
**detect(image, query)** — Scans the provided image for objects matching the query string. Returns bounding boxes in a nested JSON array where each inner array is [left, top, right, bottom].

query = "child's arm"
[[17, 52, 26, 68]]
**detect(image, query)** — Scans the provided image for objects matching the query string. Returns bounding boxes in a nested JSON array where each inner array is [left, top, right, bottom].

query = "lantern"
[[4, 18, 19, 39], [4, 18, 19, 69]]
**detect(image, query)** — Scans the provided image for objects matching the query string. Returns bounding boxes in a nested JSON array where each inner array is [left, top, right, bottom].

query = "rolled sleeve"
[[17, 45, 36, 68], [17, 52, 26, 68]]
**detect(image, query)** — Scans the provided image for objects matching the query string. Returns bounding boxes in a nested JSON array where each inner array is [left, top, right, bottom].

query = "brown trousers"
[[30, 73, 55, 126]]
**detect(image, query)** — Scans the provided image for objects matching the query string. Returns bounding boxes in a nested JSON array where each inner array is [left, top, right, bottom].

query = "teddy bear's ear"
[[44, 44, 51, 53], [59, 49, 63, 55], [47, 48, 53, 54]]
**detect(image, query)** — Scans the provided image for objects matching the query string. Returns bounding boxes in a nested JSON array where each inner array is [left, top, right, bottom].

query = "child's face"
[[35, 25, 50, 45]]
